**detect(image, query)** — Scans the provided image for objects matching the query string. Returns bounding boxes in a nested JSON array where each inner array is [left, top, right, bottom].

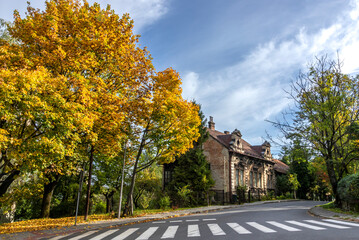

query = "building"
[[203, 116, 289, 203]]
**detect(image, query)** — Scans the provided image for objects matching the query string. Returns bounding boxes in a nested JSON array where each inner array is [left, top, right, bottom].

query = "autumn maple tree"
[[1, 0, 201, 219]]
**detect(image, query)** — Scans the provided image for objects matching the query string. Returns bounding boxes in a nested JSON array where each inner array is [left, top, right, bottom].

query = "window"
[[240, 170, 244, 185], [254, 172, 258, 187], [259, 173, 262, 188], [236, 169, 239, 186], [250, 172, 253, 187], [164, 170, 172, 185]]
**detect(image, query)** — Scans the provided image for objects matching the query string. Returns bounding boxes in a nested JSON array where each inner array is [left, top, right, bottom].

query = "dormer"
[[261, 141, 272, 160], [229, 129, 243, 152]]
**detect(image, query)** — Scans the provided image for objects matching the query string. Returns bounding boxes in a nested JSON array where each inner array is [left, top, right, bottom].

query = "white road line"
[[112, 228, 139, 240], [169, 220, 182, 223], [136, 227, 159, 240], [266, 221, 301, 232], [304, 220, 351, 229], [153, 221, 166, 224], [227, 223, 252, 234], [324, 219, 359, 227], [161, 226, 179, 239], [49, 234, 71, 240], [246, 222, 277, 233], [186, 219, 199, 222], [286, 221, 326, 230], [203, 218, 216, 221], [88, 229, 118, 239], [68, 230, 98, 240], [188, 224, 200, 237], [208, 223, 226, 235]]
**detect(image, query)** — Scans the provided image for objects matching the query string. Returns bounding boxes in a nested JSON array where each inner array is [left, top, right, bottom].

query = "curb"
[[308, 206, 359, 223]]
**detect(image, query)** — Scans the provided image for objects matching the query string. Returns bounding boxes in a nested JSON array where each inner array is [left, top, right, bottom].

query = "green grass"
[[321, 201, 359, 217]]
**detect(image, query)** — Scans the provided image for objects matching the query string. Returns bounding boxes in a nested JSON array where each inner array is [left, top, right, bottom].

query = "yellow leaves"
[[0, 214, 115, 234]]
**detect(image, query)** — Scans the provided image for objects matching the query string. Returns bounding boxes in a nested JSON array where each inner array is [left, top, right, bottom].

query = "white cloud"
[[188, 0, 359, 146], [181, 72, 199, 101], [91, 0, 169, 32]]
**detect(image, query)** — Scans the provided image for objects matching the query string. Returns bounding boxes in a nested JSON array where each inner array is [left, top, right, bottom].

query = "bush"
[[338, 173, 359, 211], [158, 196, 170, 210]]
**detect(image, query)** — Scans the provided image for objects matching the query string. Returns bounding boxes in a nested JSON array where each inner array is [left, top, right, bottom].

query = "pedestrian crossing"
[[47, 219, 359, 240]]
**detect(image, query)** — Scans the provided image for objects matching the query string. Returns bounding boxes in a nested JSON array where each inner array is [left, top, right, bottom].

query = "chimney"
[[208, 116, 215, 130], [224, 131, 230, 134]]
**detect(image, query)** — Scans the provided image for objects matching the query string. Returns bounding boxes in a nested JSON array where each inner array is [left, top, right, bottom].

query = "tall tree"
[[3, 0, 153, 217], [271, 56, 359, 206], [123, 68, 201, 216], [166, 105, 214, 207]]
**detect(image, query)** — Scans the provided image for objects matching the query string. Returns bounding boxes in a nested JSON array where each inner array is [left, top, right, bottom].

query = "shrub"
[[158, 196, 170, 210], [338, 173, 359, 211]]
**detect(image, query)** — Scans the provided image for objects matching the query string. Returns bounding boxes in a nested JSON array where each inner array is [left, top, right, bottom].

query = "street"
[[46, 201, 359, 240]]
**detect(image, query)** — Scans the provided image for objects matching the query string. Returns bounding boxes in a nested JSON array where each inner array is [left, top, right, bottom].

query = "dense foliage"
[[0, 0, 200, 221]]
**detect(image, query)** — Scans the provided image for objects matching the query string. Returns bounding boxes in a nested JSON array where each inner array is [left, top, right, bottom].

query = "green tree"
[[166, 106, 214, 207], [282, 139, 315, 199], [271, 56, 359, 207]]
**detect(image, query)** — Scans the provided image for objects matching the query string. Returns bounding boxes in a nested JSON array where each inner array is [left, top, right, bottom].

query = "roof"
[[207, 128, 271, 162], [272, 159, 290, 174]]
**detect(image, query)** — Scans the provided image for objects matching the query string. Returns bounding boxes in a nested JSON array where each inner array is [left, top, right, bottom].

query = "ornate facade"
[[203, 116, 288, 203]]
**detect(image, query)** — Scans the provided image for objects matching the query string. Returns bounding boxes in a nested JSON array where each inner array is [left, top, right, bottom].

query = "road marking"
[[266, 221, 301, 232], [161, 226, 179, 239], [246, 222, 277, 233], [65, 230, 98, 240], [153, 221, 166, 224], [188, 224, 200, 237], [112, 228, 139, 240], [88, 229, 118, 239], [286, 221, 326, 230], [324, 219, 359, 227], [136, 227, 158, 240], [304, 220, 351, 229], [186, 219, 199, 222], [227, 223, 252, 234], [169, 220, 182, 223], [203, 218, 216, 221], [208, 223, 226, 235], [49, 234, 71, 240]]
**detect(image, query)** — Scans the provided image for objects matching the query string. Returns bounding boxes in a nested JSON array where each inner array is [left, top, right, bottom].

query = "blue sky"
[[1, 0, 359, 155]]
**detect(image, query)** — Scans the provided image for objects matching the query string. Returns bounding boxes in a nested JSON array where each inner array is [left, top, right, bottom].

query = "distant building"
[[203, 116, 289, 203]]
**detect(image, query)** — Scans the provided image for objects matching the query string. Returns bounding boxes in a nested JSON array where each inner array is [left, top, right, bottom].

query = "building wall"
[[203, 136, 229, 193]]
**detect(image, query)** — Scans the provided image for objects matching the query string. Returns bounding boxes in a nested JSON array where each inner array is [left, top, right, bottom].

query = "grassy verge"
[[0, 207, 196, 235], [321, 201, 359, 217]]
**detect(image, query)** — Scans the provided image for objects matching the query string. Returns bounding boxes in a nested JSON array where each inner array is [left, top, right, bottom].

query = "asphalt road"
[[46, 201, 359, 240]]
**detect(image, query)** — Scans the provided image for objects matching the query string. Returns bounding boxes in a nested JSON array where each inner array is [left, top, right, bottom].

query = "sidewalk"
[[308, 205, 359, 222], [0, 200, 294, 240]]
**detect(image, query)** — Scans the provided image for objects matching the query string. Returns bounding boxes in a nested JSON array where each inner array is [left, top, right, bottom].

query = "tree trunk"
[[123, 129, 147, 216], [40, 175, 60, 218], [325, 156, 341, 207], [84, 145, 94, 220], [0, 170, 20, 197], [105, 191, 115, 213]]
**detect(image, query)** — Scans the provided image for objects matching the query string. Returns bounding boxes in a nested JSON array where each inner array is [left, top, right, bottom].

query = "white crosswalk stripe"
[[266, 221, 301, 232], [207, 223, 226, 235], [88, 229, 118, 240], [246, 222, 277, 233], [49, 219, 355, 239], [324, 219, 359, 227], [304, 220, 351, 229], [112, 228, 139, 240], [227, 223, 252, 234], [187, 224, 200, 237], [136, 227, 158, 240], [68, 230, 98, 240], [161, 226, 179, 239], [286, 220, 326, 230]]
